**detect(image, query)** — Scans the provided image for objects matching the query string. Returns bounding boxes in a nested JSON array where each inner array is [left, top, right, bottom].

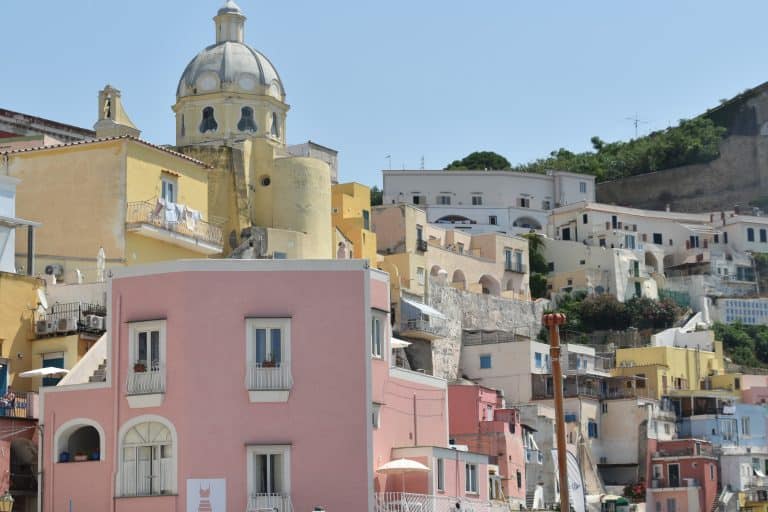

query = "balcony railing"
[[126, 199, 224, 248], [126, 366, 165, 395], [0, 391, 38, 420], [247, 493, 293, 512], [246, 362, 292, 390], [505, 262, 527, 274], [398, 318, 441, 341], [375, 492, 510, 512], [416, 239, 428, 252], [34, 301, 106, 339]]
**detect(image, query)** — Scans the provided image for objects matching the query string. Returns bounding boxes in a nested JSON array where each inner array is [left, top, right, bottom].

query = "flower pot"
[[133, 363, 147, 373]]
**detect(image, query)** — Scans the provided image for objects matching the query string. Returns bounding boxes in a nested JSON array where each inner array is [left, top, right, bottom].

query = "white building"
[[0, 175, 39, 273], [382, 169, 595, 235]]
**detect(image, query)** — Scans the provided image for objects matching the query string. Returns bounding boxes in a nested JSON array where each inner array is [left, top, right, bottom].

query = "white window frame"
[[116, 415, 177, 497], [246, 445, 291, 499], [127, 321, 167, 408], [161, 176, 177, 203], [245, 318, 292, 402], [416, 267, 425, 285], [652, 464, 663, 480], [437, 195, 451, 205], [579, 181, 587, 194], [742, 416, 751, 435], [371, 312, 385, 359], [372, 403, 382, 429], [465, 463, 478, 493], [471, 195, 483, 206]]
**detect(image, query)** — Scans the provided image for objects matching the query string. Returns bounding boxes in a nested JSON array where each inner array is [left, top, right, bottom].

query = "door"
[[43, 356, 64, 386], [668, 464, 680, 487], [0, 364, 7, 395]]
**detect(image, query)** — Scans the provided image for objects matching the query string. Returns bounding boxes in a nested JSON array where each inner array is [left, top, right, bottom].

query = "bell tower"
[[94, 85, 141, 138]]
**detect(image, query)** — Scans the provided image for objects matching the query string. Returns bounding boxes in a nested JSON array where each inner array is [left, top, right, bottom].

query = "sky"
[[3, 1, 768, 187]]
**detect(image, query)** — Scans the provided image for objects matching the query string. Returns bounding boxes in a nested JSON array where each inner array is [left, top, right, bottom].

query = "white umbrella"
[[391, 338, 411, 349], [18, 367, 69, 378], [377, 458, 430, 507], [96, 246, 106, 283]]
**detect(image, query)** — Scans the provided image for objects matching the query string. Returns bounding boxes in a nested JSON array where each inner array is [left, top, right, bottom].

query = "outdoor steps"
[[88, 359, 107, 383], [525, 490, 534, 510]]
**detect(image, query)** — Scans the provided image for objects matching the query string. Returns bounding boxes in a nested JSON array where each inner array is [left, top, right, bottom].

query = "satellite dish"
[[36, 289, 48, 310]]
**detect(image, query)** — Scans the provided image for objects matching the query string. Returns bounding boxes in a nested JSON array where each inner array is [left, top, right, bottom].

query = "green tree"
[[523, 233, 549, 299], [445, 151, 511, 170], [370, 185, 383, 206]]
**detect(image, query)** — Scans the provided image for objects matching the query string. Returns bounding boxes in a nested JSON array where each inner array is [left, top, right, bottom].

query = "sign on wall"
[[187, 478, 226, 512]]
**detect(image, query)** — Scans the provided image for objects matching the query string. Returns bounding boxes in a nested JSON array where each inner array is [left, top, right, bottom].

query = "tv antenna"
[[625, 114, 648, 138], [420, 156, 425, 170], [385, 154, 391, 170]]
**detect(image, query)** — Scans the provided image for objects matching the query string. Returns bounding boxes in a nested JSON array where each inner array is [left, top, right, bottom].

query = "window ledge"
[[127, 393, 164, 408], [248, 390, 290, 403], [116, 493, 178, 499]]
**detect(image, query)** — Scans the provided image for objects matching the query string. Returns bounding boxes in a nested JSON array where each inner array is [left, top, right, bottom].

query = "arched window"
[[271, 112, 280, 138], [119, 420, 175, 496], [199, 107, 218, 133], [238, 107, 257, 132], [180, 114, 185, 137], [54, 418, 105, 463]]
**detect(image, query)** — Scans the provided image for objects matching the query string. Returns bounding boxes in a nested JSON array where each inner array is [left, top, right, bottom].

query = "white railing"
[[374, 492, 508, 512], [246, 362, 292, 391], [127, 367, 165, 395], [247, 493, 293, 512]]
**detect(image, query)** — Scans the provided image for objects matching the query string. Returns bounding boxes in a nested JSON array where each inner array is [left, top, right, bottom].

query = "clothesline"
[[151, 198, 202, 231]]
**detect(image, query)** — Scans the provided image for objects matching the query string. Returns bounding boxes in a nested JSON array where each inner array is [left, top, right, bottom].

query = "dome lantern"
[[214, 0, 245, 44]]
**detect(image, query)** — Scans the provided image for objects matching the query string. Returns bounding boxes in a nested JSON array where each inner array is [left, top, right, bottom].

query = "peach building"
[[646, 438, 719, 512], [40, 259, 497, 512]]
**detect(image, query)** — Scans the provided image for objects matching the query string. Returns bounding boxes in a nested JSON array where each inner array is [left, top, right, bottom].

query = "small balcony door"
[[668, 464, 680, 487]]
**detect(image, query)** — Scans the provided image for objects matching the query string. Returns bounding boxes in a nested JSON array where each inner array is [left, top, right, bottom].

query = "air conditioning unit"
[[86, 315, 105, 331], [56, 317, 78, 334], [35, 319, 55, 336]]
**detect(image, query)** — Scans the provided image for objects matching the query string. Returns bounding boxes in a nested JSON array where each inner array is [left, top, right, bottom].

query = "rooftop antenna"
[[385, 155, 391, 170], [420, 156, 425, 170], [625, 114, 648, 138]]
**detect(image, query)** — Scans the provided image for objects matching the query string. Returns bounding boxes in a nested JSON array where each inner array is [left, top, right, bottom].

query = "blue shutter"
[[271, 329, 282, 364], [255, 329, 266, 364]]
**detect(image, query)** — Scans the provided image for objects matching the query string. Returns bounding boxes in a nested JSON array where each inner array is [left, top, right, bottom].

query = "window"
[[742, 416, 751, 435], [437, 195, 451, 205], [587, 421, 599, 438], [601, 403, 608, 413], [119, 420, 175, 496], [270, 112, 280, 138], [412, 195, 421, 205], [372, 404, 381, 429], [245, 318, 292, 399], [667, 498, 677, 512], [238, 106, 257, 132], [652, 464, 663, 480], [655, 502, 661, 512], [42, 352, 65, 387], [273, 252, 287, 260], [416, 267, 425, 285], [625, 234, 636, 249], [371, 315, 384, 358], [489, 215, 498, 225], [653, 233, 663, 245], [599, 238, 606, 247], [542, 200, 551, 210], [761, 229, 767, 243], [465, 463, 478, 493], [714, 233, 719, 244], [724, 232, 729, 244], [579, 182, 587, 194], [534, 352, 543, 369], [457, 243, 464, 255], [748, 228, 755, 242], [127, 321, 166, 397], [199, 106, 218, 133], [363, 210, 370, 231], [562, 228, 571, 241], [582, 214, 588, 224], [161, 177, 177, 203], [480, 355, 492, 369], [247, 445, 290, 503], [689, 235, 699, 248], [516, 470, 522, 489], [664, 423, 671, 435], [416, 225, 424, 243], [436, 458, 445, 491], [710, 464, 715, 481], [611, 215, 618, 229], [518, 197, 530, 208], [472, 195, 483, 205]]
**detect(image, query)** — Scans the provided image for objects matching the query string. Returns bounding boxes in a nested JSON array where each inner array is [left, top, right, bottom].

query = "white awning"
[[401, 298, 447, 320], [392, 338, 412, 349]]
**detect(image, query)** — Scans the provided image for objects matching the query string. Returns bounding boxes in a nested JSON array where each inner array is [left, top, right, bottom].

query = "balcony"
[[126, 365, 165, 407], [126, 199, 224, 255], [247, 493, 293, 512], [416, 239, 428, 252], [375, 492, 509, 512], [34, 302, 106, 339], [0, 391, 38, 420], [505, 262, 527, 274], [399, 318, 441, 341], [246, 362, 292, 403]]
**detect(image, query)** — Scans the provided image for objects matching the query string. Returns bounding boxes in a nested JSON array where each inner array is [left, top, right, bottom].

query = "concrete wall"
[[596, 135, 768, 213]]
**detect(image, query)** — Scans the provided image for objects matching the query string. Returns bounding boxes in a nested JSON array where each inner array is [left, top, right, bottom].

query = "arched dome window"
[[199, 107, 218, 133], [271, 112, 280, 138], [238, 107, 257, 132]]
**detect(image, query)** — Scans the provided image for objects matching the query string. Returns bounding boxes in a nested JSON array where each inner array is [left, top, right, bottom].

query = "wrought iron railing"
[[247, 493, 293, 512], [504, 262, 527, 273], [34, 301, 106, 338], [126, 199, 223, 247], [246, 362, 292, 391], [126, 366, 165, 395], [0, 391, 38, 419]]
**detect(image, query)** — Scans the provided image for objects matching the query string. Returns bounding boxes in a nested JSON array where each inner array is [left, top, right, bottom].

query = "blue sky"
[[3, 1, 768, 186]]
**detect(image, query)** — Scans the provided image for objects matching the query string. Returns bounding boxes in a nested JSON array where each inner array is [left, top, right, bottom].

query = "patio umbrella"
[[391, 338, 411, 349], [18, 367, 69, 378], [377, 458, 430, 502]]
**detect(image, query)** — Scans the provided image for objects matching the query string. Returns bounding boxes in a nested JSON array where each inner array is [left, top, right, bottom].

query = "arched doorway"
[[452, 269, 467, 290], [479, 275, 501, 296], [645, 252, 659, 274]]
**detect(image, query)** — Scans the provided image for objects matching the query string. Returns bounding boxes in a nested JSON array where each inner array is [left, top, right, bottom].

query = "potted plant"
[[262, 358, 277, 368], [133, 361, 147, 373], [59, 451, 70, 463], [74, 451, 88, 462], [89, 451, 100, 461]]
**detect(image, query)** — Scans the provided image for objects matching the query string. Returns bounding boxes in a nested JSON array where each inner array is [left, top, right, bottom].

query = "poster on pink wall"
[[187, 478, 226, 512]]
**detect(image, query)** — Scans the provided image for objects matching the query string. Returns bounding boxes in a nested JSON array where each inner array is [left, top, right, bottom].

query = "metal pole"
[[544, 313, 569, 512], [412, 394, 418, 446], [26, 226, 35, 276]]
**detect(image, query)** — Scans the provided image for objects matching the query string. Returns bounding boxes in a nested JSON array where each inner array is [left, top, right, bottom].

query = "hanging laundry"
[[152, 198, 165, 219], [165, 201, 178, 223], [185, 208, 201, 231]]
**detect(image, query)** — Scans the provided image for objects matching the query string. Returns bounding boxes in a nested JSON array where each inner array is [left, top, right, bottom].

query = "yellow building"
[[613, 343, 727, 399], [332, 183, 377, 262]]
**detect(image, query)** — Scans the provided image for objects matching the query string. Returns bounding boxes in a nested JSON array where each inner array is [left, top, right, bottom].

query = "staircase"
[[526, 490, 535, 510], [88, 359, 107, 383]]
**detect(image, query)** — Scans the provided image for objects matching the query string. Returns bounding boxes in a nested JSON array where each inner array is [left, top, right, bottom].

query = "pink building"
[[448, 383, 527, 508], [647, 439, 719, 512], [40, 259, 496, 512]]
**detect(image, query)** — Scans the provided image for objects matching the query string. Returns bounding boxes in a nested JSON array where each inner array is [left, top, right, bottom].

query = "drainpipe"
[[26, 226, 35, 276]]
